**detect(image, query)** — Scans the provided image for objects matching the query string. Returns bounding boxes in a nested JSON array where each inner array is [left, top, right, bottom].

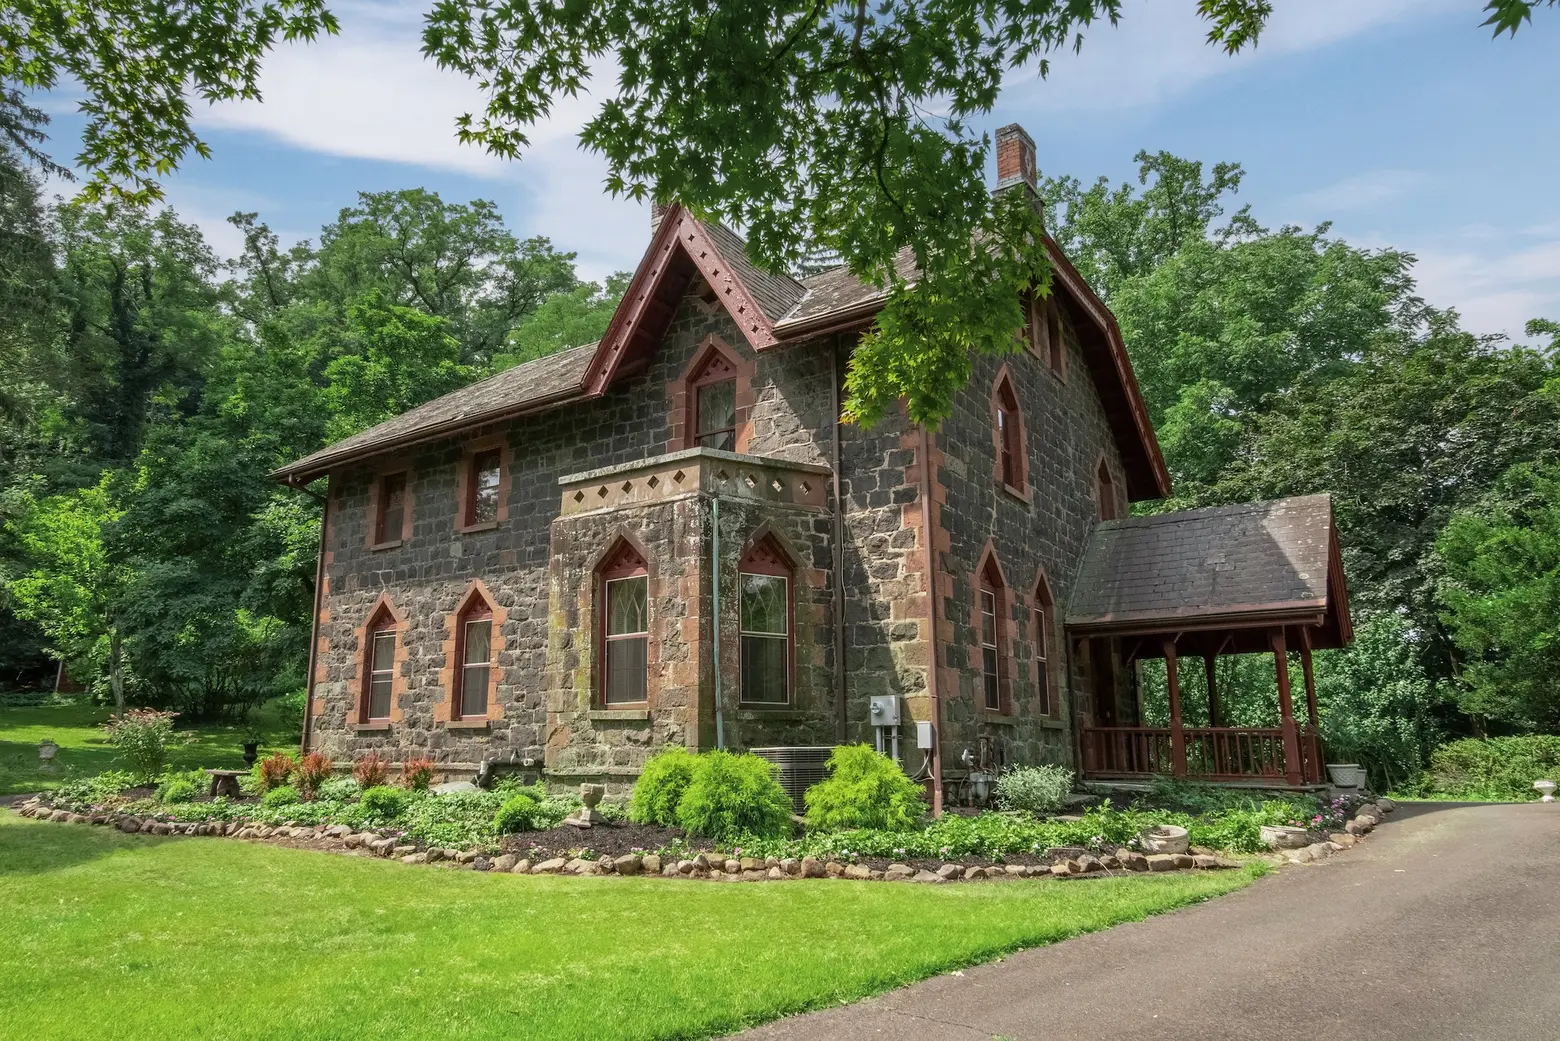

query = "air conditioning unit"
[[750, 746, 837, 813]]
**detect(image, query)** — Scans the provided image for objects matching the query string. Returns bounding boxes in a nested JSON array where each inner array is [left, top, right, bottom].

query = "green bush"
[[676, 751, 794, 841], [993, 764, 1073, 815], [1412, 736, 1560, 801], [317, 776, 359, 802], [102, 708, 181, 781], [261, 784, 300, 808], [494, 792, 540, 834], [156, 769, 207, 804], [629, 746, 698, 826], [358, 785, 409, 823], [49, 770, 139, 808], [401, 790, 503, 849], [803, 745, 925, 832]]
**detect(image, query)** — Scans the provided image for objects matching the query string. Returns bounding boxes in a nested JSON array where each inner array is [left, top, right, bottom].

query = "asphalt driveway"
[[738, 801, 1560, 1041]]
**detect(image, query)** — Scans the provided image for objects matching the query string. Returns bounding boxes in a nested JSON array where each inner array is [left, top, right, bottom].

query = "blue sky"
[[39, 0, 1560, 340]]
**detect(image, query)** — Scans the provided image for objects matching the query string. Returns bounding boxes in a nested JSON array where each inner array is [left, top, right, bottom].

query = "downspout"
[[917, 423, 944, 817], [830, 337, 848, 744], [294, 477, 329, 755], [711, 495, 726, 750]]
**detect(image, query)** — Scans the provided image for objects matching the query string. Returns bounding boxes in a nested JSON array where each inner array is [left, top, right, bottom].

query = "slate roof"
[[273, 343, 596, 480], [1067, 495, 1341, 632], [701, 220, 808, 320], [775, 247, 918, 331]]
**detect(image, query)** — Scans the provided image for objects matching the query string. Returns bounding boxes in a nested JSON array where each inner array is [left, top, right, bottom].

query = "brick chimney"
[[994, 123, 1038, 196]]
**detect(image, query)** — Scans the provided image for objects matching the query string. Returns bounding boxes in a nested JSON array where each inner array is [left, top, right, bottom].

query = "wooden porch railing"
[[1082, 725, 1326, 785]]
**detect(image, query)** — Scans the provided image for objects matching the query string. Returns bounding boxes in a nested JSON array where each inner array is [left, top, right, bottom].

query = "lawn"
[[0, 812, 1261, 1041], [0, 699, 298, 796]]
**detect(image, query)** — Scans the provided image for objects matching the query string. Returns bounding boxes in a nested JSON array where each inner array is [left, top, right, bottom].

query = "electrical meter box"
[[868, 695, 900, 727], [916, 720, 934, 750]]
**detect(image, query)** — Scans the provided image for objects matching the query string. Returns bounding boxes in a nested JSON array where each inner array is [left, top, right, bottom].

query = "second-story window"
[[981, 584, 1001, 711], [374, 472, 407, 546], [696, 379, 736, 451], [1097, 460, 1118, 521], [992, 373, 1026, 493], [466, 448, 502, 526]]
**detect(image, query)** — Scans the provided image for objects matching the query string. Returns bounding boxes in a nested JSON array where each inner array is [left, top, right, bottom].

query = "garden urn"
[[1139, 824, 1190, 855], [242, 742, 260, 767], [1326, 763, 1367, 789], [38, 739, 58, 762], [1535, 780, 1557, 803]]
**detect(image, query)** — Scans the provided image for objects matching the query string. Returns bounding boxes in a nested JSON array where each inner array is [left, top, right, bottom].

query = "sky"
[[36, 0, 1560, 341]]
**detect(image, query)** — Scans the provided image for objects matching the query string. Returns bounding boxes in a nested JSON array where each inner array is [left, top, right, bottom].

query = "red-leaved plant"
[[294, 751, 335, 801], [400, 757, 435, 792], [257, 752, 296, 793], [352, 753, 390, 789]]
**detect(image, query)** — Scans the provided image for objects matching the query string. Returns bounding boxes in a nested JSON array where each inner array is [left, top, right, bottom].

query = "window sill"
[[1049, 365, 1068, 384], [352, 721, 392, 732], [1039, 717, 1067, 730], [368, 539, 403, 552], [736, 705, 806, 719], [443, 718, 491, 730], [977, 710, 1018, 726], [456, 519, 500, 535], [999, 481, 1032, 504], [588, 708, 650, 721]]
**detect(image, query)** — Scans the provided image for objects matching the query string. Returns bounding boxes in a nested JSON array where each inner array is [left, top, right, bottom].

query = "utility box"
[[916, 720, 934, 750], [869, 695, 900, 727]]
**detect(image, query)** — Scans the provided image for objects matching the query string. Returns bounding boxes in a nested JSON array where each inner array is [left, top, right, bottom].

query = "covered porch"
[[1066, 495, 1353, 788]]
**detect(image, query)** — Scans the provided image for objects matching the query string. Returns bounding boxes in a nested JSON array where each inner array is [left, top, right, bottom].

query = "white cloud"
[[1004, 0, 1461, 114], [1390, 228, 1560, 340], [1287, 170, 1427, 214]]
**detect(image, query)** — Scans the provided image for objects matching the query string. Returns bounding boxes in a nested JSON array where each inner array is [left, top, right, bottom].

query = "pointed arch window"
[[599, 540, 649, 706], [992, 373, 1027, 493], [362, 606, 398, 722], [454, 598, 493, 720], [691, 351, 737, 451], [739, 537, 792, 705], [979, 558, 1008, 713], [1097, 461, 1118, 522], [1034, 576, 1056, 718]]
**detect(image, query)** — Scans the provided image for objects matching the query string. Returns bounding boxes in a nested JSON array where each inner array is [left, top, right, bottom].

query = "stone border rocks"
[[1271, 797, 1396, 865], [7, 794, 1248, 885]]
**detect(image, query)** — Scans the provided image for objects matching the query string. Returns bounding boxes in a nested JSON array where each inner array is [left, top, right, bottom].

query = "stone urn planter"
[[1260, 824, 1311, 850], [1535, 779, 1556, 803], [1327, 763, 1368, 788], [1138, 824, 1189, 855], [37, 739, 59, 762], [242, 742, 260, 767]]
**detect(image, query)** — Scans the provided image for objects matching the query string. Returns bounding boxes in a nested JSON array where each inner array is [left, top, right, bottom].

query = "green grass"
[[0, 812, 1262, 1040], [0, 700, 298, 796]]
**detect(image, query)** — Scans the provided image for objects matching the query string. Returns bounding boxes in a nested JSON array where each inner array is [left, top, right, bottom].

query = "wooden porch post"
[[1271, 628, 1302, 785], [1165, 639, 1186, 778], [1300, 628, 1321, 783], [1204, 655, 1220, 728]]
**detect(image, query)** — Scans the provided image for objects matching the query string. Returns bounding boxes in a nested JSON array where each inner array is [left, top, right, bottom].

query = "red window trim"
[[1034, 576, 1056, 718], [597, 541, 650, 708], [974, 550, 1012, 717], [991, 370, 1029, 498], [451, 601, 494, 722], [737, 537, 794, 707], [370, 470, 411, 549], [1097, 460, 1118, 522], [462, 448, 503, 529], [361, 610, 398, 723]]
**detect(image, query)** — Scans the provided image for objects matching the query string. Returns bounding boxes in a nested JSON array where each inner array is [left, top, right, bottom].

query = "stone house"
[[275, 124, 1352, 805]]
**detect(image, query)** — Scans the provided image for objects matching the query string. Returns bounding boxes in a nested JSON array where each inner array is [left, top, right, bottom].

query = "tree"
[[1436, 462, 1560, 732], [494, 272, 630, 368]]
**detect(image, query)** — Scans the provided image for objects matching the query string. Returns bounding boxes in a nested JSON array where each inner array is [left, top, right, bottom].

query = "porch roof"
[[1066, 494, 1352, 650]]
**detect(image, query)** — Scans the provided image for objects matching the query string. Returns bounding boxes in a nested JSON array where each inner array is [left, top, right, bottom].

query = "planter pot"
[[38, 740, 59, 762], [1260, 824, 1310, 850], [1139, 824, 1189, 855], [242, 742, 259, 767], [968, 772, 996, 805], [1327, 764, 1368, 788]]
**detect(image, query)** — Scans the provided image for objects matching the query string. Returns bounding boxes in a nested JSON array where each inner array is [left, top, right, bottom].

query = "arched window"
[[978, 557, 1007, 713], [1034, 575, 1056, 717], [598, 540, 649, 705], [361, 604, 399, 722], [453, 596, 493, 720], [1097, 460, 1117, 521], [992, 372, 1026, 493], [690, 350, 737, 451], [739, 537, 792, 705]]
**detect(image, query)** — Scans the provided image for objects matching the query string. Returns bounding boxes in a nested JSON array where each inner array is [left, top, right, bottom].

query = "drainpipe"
[[711, 495, 726, 750], [918, 423, 944, 817], [829, 337, 848, 744], [294, 477, 329, 755]]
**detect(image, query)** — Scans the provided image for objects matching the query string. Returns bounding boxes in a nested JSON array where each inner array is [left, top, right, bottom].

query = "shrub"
[[50, 770, 139, 808], [401, 757, 436, 791], [317, 776, 359, 802], [156, 769, 207, 804], [294, 752, 335, 801], [255, 752, 295, 793], [1415, 736, 1560, 801], [353, 753, 390, 789], [262, 784, 299, 808], [401, 790, 502, 848], [676, 751, 794, 841], [994, 764, 1074, 815], [804, 745, 925, 832], [494, 792, 541, 834], [102, 709, 180, 780], [273, 688, 308, 735], [358, 785, 410, 823], [629, 746, 698, 826]]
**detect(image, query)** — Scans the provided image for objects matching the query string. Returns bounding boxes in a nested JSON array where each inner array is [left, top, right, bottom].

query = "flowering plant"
[[102, 709, 180, 781]]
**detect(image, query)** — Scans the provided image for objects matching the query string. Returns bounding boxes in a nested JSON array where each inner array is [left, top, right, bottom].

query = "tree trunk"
[[109, 626, 125, 714]]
